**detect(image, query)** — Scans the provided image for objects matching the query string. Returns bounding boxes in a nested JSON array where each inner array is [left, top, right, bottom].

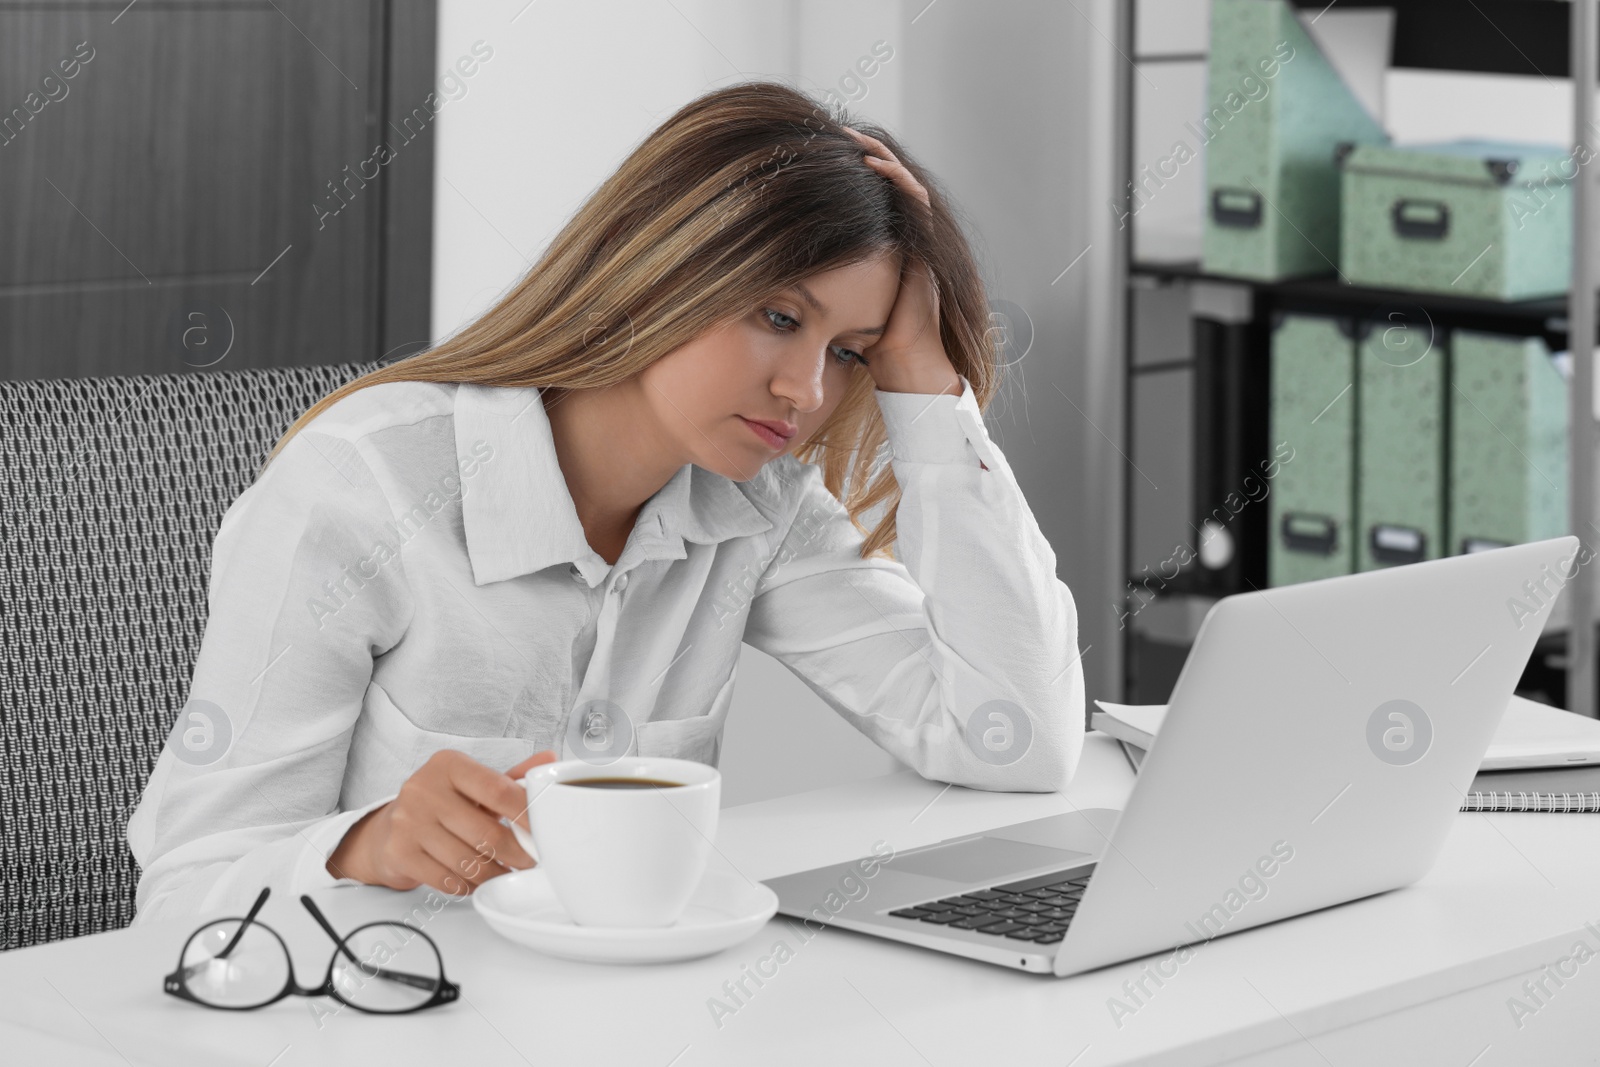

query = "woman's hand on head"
[[841, 125, 962, 397], [326, 747, 559, 896]]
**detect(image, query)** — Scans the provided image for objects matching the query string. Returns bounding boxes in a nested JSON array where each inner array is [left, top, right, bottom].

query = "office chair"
[[0, 361, 384, 949]]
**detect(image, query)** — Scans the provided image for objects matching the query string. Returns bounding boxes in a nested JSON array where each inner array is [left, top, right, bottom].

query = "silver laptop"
[[765, 535, 1580, 977]]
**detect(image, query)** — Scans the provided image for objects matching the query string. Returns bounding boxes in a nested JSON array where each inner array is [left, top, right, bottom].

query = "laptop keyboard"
[[886, 868, 1094, 945]]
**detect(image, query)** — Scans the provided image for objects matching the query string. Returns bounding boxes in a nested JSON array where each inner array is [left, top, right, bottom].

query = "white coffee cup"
[[506, 756, 720, 928]]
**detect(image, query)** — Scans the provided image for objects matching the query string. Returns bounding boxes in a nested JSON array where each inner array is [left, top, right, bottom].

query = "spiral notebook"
[[1462, 766, 1600, 812], [1095, 697, 1600, 813]]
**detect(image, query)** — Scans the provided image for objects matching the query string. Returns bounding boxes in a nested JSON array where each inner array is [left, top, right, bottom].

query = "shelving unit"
[[1115, 0, 1600, 713]]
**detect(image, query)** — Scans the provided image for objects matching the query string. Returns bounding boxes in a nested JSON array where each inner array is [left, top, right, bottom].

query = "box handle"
[[1370, 524, 1427, 565], [1390, 198, 1450, 240], [1462, 536, 1513, 554], [1280, 512, 1338, 556], [1211, 187, 1262, 229]]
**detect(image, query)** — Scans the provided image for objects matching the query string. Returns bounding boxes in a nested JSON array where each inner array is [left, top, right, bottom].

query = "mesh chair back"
[[0, 361, 384, 949]]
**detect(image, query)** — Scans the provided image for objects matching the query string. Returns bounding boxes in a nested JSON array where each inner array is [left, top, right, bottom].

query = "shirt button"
[[614, 573, 629, 593]]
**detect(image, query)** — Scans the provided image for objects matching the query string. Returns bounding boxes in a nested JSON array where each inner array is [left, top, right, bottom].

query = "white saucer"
[[472, 867, 779, 965]]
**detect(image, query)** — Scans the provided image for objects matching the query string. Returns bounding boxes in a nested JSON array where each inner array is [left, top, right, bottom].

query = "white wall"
[[431, 0, 791, 334], [430, 0, 1114, 806], [890, 0, 1123, 746]]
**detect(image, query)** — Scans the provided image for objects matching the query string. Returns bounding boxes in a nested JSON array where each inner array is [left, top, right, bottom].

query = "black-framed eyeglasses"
[[163, 886, 459, 1014]]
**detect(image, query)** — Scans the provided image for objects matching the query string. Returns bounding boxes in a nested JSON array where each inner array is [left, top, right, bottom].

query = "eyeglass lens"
[[180, 921, 289, 1009], [330, 923, 445, 1012]]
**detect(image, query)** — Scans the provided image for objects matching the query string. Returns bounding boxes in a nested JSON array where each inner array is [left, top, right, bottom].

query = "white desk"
[[4, 733, 1600, 1066]]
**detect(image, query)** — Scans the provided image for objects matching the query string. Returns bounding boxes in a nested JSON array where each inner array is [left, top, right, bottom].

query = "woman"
[[127, 81, 1085, 922]]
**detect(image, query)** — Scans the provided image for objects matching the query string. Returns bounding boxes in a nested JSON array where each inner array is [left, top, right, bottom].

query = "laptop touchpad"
[[890, 836, 1092, 884]]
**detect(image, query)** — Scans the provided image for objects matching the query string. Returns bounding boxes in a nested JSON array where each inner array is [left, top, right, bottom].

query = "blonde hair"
[[263, 80, 1001, 559]]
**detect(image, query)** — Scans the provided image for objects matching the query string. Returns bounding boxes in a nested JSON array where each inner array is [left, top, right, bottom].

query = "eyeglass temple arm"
[[172, 887, 273, 984], [214, 887, 272, 961], [299, 894, 356, 956], [299, 894, 453, 993]]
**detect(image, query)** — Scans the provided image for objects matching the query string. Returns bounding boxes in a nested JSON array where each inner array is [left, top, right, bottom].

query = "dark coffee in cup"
[[563, 776, 683, 789]]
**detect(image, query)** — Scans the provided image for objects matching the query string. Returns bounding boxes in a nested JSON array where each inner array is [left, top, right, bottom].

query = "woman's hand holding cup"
[[326, 748, 558, 896]]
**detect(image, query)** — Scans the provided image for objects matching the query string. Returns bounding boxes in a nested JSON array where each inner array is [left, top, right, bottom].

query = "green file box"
[[1357, 320, 1445, 571], [1338, 140, 1573, 300], [1268, 313, 1357, 586], [1449, 330, 1568, 554], [1201, 0, 1388, 281]]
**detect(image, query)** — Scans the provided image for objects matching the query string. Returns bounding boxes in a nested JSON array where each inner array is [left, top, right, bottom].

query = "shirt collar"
[[452, 382, 774, 586]]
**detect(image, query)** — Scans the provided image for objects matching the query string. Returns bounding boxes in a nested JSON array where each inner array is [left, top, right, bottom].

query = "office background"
[[1123, 0, 1597, 725], [1, 0, 1594, 816]]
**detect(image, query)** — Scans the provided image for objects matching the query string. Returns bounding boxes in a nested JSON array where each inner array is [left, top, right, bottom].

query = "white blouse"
[[126, 374, 1086, 923]]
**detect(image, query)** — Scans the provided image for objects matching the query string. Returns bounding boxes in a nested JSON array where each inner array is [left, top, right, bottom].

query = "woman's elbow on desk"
[[912, 689, 1087, 795], [967, 654, 1089, 794], [924, 736, 1083, 795], [979, 717, 1085, 794]]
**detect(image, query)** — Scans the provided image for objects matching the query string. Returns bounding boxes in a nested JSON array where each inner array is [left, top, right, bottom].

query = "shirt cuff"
[[292, 794, 397, 893], [875, 374, 992, 468]]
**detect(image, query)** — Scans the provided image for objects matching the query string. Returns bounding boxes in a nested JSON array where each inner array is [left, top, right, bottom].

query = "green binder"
[[1449, 330, 1568, 554], [1202, 0, 1388, 281], [1357, 319, 1445, 571], [1268, 313, 1357, 585]]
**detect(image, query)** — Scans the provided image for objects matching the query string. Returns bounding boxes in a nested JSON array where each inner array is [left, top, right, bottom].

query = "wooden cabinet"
[[0, 0, 436, 380]]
